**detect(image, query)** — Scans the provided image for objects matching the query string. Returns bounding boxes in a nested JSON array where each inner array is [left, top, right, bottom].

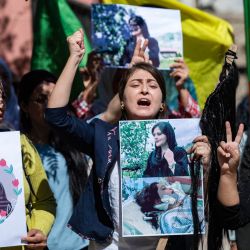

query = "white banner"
[[0, 131, 27, 247]]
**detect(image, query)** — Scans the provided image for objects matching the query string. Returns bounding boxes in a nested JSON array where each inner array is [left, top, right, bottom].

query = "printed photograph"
[[120, 119, 204, 237], [122, 176, 205, 236], [120, 119, 201, 178], [92, 4, 183, 69]]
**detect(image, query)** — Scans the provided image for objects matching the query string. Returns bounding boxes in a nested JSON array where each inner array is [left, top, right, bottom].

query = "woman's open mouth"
[[137, 98, 151, 107]]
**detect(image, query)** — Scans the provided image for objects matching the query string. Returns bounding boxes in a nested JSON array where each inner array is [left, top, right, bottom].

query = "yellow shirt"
[[1, 134, 56, 250]]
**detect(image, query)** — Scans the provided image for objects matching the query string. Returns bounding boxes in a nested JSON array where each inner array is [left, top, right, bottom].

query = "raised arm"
[[45, 29, 94, 155], [48, 29, 85, 108], [217, 122, 244, 206]]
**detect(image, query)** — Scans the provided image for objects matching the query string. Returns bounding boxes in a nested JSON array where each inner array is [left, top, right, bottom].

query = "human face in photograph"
[[157, 184, 174, 198], [129, 21, 142, 37], [152, 126, 168, 148], [123, 69, 163, 120]]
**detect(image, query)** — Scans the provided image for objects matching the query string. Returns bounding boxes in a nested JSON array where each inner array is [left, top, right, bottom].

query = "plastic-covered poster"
[[119, 119, 205, 237], [92, 4, 183, 69], [0, 131, 26, 247]]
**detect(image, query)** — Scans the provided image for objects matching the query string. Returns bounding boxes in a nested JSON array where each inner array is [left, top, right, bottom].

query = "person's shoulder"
[[86, 117, 119, 141], [148, 37, 158, 44], [174, 146, 187, 155], [149, 37, 157, 41], [20, 133, 42, 174], [88, 116, 118, 129], [20, 133, 33, 149]]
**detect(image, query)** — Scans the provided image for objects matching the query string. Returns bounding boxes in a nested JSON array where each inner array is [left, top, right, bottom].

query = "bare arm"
[[217, 122, 244, 206], [48, 29, 85, 108]]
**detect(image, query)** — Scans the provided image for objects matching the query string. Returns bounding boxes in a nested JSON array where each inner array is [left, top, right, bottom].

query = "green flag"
[[31, 0, 92, 99], [244, 0, 250, 82]]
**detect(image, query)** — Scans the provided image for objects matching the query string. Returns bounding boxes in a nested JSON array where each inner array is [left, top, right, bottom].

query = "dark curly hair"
[[135, 182, 161, 229]]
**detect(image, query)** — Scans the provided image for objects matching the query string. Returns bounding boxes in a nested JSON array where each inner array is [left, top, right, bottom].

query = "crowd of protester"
[[0, 24, 249, 250]]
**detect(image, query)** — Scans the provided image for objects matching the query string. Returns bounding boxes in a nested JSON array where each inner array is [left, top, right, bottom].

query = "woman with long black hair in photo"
[[144, 121, 189, 177], [121, 15, 160, 67]]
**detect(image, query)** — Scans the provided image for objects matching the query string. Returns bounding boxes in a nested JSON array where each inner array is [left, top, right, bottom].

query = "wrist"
[[220, 171, 237, 181], [68, 55, 82, 66]]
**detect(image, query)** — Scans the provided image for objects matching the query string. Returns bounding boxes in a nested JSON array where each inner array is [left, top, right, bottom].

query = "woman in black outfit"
[[144, 121, 189, 177], [121, 16, 160, 67]]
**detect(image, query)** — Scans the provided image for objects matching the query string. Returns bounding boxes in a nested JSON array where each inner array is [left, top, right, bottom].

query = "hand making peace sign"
[[217, 121, 244, 176]]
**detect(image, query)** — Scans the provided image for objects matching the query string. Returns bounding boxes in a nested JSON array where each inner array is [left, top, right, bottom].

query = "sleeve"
[[183, 77, 198, 101], [21, 134, 56, 235], [71, 92, 90, 118], [216, 134, 250, 229], [178, 90, 201, 118], [45, 106, 94, 156], [216, 202, 246, 229]]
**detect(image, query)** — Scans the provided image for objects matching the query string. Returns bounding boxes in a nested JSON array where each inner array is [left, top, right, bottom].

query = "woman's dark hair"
[[129, 16, 150, 38], [152, 122, 177, 150], [200, 49, 239, 250], [118, 62, 166, 103], [19, 70, 57, 132], [135, 182, 161, 229], [19, 70, 88, 205], [150, 122, 178, 170]]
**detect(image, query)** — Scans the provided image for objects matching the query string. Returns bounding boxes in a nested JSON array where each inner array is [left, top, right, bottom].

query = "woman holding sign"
[[45, 29, 212, 250], [0, 80, 56, 250]]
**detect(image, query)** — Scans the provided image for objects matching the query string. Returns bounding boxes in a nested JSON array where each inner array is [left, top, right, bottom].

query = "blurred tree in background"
[[92, 4, 133, 65], [120, 121, 153, 178]]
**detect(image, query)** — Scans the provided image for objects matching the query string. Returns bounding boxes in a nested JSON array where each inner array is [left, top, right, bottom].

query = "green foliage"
[[92, 4, 134, 65], [120, 121, 153, 178]]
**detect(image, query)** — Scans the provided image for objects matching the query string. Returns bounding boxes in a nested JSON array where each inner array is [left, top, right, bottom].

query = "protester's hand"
[[130, 39, 152, 67], [217, 122, 244, 176], [67, 28, 85, 64], [100, 94, 122, 124], [188, 135, 211, 173], [169, 58, 189, 90], [22, 229, 47, 249]]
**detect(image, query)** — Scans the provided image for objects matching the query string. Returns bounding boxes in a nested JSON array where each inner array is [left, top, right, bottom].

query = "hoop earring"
[[121, 101, 125, 111], [159, 103, 165, 112]]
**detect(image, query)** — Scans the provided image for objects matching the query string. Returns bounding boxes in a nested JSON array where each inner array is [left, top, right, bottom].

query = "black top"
[[144, 146, 189, 177]]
